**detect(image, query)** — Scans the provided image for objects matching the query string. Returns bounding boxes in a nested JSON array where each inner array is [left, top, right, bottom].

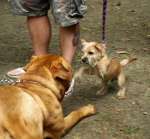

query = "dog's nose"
[[81, 57, 88, 64]]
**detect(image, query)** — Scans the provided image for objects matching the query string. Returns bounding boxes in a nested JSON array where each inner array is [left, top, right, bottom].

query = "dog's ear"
[[95, 43, 106, 56], [50, 57, 72, 81], [24, 55, 39, 71], [61, 58, 72, 72], [80, 39, 88, 46], [81, 39, 86, 43]]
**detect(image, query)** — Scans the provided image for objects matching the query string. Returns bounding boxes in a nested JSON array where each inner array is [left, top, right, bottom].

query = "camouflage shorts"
[[9, 0, 87, 27]]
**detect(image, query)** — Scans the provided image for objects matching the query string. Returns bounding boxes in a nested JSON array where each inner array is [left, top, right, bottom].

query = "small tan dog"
[[74, 39, 137, 99]]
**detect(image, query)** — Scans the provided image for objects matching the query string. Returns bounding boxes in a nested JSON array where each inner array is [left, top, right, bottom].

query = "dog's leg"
[[0, 127, 13, 139], [74, 67, 86, 80], [117, 71, 126, 99], [74, 66, 95, 80], [67, 66, 95, 96], [3, 108, 43, 139], [62, 104, 96, 136], [4, 121, 43, 139], [96, 80, 108, 96]]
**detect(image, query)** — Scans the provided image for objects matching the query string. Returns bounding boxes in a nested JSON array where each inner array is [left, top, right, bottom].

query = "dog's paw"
[[86, 104, 97, 115], [116, 89, 126, 99], [80, 104, 97, 116], [117, 94, 126, 99]]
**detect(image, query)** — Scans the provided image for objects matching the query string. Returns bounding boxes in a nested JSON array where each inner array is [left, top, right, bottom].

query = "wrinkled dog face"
[[81, 39, 106, 67]]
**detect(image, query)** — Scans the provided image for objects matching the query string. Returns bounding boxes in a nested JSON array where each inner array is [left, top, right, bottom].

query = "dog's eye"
[[88, 51, 94, 55]]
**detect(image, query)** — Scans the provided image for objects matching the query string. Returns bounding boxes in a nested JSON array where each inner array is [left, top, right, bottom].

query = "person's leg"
[[60, 23, 80, 64], [7, 0, 51, 77], [27, 16, 51, 56], [9, 0, 51, 56], [7, 16, 52, 77], [51, 0, 87, 64], [52, 0, 87, 95]]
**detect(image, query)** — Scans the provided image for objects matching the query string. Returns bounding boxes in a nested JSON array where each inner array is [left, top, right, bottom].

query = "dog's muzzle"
[[81, 57, 88, 64]]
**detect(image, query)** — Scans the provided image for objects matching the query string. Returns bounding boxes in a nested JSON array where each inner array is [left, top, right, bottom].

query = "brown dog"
[[74, 40, 136, 99], [0, 54, 96, 139]]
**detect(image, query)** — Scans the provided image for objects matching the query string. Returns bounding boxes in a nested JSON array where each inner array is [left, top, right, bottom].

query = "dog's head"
[[23, 54, 72, 91], [81, 39, 106, 66]]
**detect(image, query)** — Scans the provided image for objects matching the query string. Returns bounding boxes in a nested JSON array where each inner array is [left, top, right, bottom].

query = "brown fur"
[[0, 54, 96, 139], [74, 40, 137, 98]]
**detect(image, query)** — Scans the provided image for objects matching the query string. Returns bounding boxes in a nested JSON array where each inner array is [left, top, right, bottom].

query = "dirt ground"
[[0, 0, 150, 138]]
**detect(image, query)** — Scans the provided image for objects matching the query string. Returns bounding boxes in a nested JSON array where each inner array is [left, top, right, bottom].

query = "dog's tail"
[[120, 57, 137, 67]]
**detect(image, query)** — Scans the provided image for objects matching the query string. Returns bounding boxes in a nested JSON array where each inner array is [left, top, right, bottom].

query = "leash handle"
[[102, 0, 108, 46]]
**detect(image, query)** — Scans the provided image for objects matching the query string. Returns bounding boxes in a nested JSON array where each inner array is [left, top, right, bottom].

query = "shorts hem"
[[58, 19, 80, 27], [11, 10, 48, 17]]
